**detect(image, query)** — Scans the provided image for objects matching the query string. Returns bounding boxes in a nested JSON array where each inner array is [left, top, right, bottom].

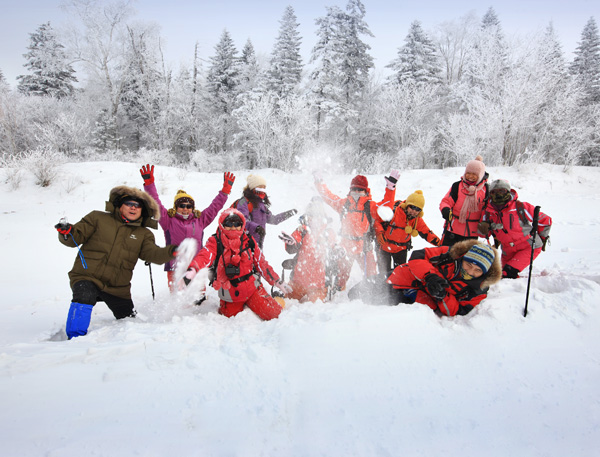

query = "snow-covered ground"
[[1, 161, 599, 456]]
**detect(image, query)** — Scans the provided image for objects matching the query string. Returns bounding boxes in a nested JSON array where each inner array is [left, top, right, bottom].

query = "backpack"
[[231, 197, 254, 214], [208, 232, 257, 286], [341, 197, 374, 239]]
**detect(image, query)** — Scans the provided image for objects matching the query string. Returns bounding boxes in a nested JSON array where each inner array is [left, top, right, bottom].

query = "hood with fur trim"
[[448, 239, 502, 289], [106, 185, 160, 229]]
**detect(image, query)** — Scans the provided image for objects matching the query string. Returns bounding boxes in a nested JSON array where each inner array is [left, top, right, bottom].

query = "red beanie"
[[350, 175, 369, 191]]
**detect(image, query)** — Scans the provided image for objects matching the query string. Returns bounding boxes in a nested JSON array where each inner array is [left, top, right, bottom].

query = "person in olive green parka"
[[55, 185, 177, 339]]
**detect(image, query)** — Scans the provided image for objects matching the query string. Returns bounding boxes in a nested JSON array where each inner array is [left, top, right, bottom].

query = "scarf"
[[213, 230, 246, 291], [458, 180, 485, 224]]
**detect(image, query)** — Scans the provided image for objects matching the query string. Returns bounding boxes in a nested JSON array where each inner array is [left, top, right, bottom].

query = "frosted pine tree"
[[570, 17, 600, 105], [17, 22, 77, 98], [266, 6, 303, 98], [337, 0, 374, 104], [310, 6, 343, 137], [0, 69, 8, 91], [309, 0, 374, 142], [464, 7, 509, 90], [238, 39, 261, 96], [387, 20, 442, 87], [206, 30, 240, 152]]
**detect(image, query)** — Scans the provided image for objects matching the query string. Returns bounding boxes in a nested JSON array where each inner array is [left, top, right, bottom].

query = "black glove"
[[283, 209, 298, 220], [502, 265, 520, 279], [55, 221, 72, 235], [424, 273, 449, 300], [255, 226, 266, 237], [441, 207, 452, 222], [429, 253, 453, 266]]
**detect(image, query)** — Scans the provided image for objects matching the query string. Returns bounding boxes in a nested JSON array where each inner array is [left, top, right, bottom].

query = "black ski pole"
[[523, 206, 541, 317], [145, 261, 155, 300]]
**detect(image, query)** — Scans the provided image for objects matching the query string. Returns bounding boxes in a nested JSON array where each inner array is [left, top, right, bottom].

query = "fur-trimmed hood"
[[448, 239, 502, 289], [106, 185, 160, 229]]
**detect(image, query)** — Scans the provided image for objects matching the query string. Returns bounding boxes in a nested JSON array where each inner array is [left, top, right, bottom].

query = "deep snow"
[[1, 161, 599, 457]]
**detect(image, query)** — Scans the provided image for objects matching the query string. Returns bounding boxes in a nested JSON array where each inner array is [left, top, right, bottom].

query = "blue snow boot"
[[66, 302, 94, 339]]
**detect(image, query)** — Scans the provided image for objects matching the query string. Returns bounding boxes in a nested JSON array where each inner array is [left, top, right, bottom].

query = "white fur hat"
[[246, 174, 267, 190]]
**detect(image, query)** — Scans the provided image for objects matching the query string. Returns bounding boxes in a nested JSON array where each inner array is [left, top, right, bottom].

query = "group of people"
[[56, 157, 552, 338]]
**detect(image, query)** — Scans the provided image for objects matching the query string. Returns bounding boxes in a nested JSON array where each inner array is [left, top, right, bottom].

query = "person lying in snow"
[[349, 241, 501, 316], [140, 164, 234, 291], [279, 197, 340, 302], [478, 179, 552, 279], [374, 189, 441, 275], [55, 186, 177, 339], [179, 208, 291, 320]]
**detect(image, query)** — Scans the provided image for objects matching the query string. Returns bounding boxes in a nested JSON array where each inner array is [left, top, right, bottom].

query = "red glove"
[[375, 232, 385, 246], [222, 172, 235, 194], [140, 164, 155, 186]]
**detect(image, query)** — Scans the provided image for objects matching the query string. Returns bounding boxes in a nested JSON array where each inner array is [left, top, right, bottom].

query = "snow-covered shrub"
[[0, 153, 25, 190], [21, 146, 65, 187]]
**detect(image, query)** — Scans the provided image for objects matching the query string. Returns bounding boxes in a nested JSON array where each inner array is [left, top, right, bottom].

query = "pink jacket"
[[144, 182, 228, 270], [439, 177, 488, 237]]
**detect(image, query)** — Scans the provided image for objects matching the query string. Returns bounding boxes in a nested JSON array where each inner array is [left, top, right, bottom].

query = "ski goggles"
[[123, 201, 142, 208], [223, 219, 243, 228]]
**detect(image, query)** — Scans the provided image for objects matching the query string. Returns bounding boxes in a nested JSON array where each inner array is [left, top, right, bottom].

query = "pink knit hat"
[[464, 156, 485, 183]]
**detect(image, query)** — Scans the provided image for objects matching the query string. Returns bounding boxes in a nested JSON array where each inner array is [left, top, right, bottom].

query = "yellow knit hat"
[[173, 189, 194, 208], [403, 190, 425, 212], [401, 190, 425, 236]]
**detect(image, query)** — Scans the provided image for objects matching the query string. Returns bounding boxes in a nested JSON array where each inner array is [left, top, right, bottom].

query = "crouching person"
[[280, 197, 339, 302], [181, 208, 291, 320], [386, 241, 501, 316], [55, 186, 178, 339]]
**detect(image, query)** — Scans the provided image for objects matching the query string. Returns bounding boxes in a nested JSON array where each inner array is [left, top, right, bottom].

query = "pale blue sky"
[[1, 0, 597, 87]]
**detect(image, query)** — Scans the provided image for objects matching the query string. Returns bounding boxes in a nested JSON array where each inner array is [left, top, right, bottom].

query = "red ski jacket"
[[386, 241, 502, 316]]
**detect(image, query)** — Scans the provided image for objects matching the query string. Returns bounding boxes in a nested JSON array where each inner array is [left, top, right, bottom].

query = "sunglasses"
[[407, 205, 421, 212], [491, 188, 509, 195], [178, 204, 194, 209], [123, 201, 141, 208], [223, 219, 242, 228]]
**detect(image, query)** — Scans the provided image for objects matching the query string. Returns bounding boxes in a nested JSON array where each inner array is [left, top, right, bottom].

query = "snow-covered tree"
[[309, 0, 374, 145], [387, 20, 442, 87], [570, 17, 600, 105], [238, 39, 261, 95], [433, 13, 478, 85], [120, 23, 164, 150], [17, 22, 77, 98], [205, 29, 240, 152], [266, 6, 303, 98], [0, 69, 9, 92], [337, 0, 374, 104]]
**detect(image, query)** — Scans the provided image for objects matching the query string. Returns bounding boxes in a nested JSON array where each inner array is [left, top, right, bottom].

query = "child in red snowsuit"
[[386, 241, 502, 316], [315, 171, 398, 291], [478, 179, 552, 279], [279, 197, 339, 302], [181, 208, 291, 320], [374, 190, 441, 274]]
